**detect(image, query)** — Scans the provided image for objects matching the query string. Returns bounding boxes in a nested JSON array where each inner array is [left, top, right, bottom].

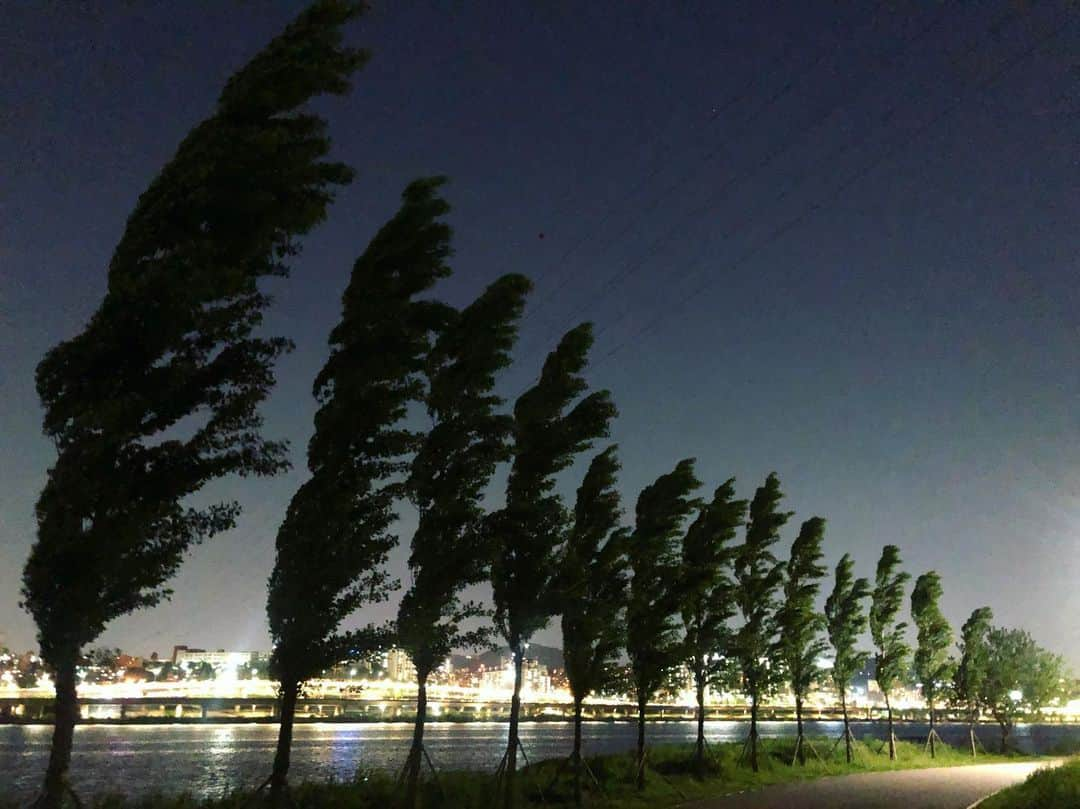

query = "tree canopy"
[[911, 571, 954, 722]]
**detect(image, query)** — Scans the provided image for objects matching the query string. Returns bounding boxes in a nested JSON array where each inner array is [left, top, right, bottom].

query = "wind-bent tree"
[[868, 545, 910, 761], [487, 323, 616, 809], [775, 517, 829, 765], [627, 459, 701, 790], [679, 479, 747, 777], [953, 606, 993, 757], [824, 553, 871, 764], [980, 627, 1066, 752], [267, 177, 455, 801], [396, 272, 531, 808], [732, 472, 790, 772], [20, 4, 363, 806], [560, 446, 629, 807], [910, 571, 953, 758]]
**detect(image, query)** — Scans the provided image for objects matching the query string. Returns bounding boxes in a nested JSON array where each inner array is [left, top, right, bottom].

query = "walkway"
[[683, 760, 1061, 809]]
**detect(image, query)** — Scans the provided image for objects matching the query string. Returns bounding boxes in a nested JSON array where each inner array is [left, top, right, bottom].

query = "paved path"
[[683, 760, 1062, 809]]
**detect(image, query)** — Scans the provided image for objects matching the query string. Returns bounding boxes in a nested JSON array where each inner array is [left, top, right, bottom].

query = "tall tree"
[[980, 627, 1066, 752], [824, 553, 871, 764], [680, 479, 747, 777], [775, 517, 829, 765], [910, 571, 954, 758], [396, 272, 532, 808], [868, 545, 910, 761], [627, 459, 702, 790], [953, 606, 993, 757], [560, 446, 629, 807], [487, 323, 616, 809], [266, 177, 455, 801], [19, 4, 364, 806], [732, 472, 790, 772]]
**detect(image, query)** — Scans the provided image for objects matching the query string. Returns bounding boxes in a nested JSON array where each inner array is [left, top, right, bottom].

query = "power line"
[[533, 2, 952, 349], [520, 3, 892, 327], [591, 10, 1074, 372]]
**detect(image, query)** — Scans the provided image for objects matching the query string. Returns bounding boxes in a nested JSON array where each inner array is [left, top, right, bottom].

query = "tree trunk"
[[694, 668, 707, 778], [404, 676, 428, 809], [794, 694, 805, 765], [885, 691, 896, 761], [635, 693, 647, 791], [841, 689, 853, 764], [270, 677, 299, 805], [969, 705, 977, 758], [999, 720, 1011, 754], [572, 695, 583, 808], [928, 698, 936, 759], [749, 691, 760, 773], [40, 653, 78, 809], [502, 647, 524, 809]]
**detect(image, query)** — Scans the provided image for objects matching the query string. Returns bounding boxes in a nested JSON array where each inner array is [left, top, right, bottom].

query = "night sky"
[[2, 1, 1077, 668]]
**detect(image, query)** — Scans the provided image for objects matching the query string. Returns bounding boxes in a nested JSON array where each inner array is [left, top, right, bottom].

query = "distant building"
[[172, 646, 259, 675], [385, 647, 417, 683]]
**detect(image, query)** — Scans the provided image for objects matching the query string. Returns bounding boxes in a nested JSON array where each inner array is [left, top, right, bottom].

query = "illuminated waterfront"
[[4, 720, 1079, 803]]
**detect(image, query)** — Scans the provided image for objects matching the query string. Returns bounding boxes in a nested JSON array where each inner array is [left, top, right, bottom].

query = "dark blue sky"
[[1, 1, 1077, 666]]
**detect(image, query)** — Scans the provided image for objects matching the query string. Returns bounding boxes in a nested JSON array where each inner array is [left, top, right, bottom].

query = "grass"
[[9, 738, 1036, 809], [978, 758, 1080, 809]]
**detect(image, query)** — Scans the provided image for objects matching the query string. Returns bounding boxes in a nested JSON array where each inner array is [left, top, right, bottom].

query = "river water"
[[3, 720, 1077, 802]]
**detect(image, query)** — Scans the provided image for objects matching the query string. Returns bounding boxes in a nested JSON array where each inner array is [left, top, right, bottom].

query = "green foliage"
[[397, 273, 532, 681], [22, 0, 366, 671], [560, 446, 630, 704], [980, 626, 1068, 748], [733, 473, 792, 707], [775, 517, 829, 705], [680, 479, 748, 698], [868, 545, 911, 704], [953, 606, 993, 720], [627, 459, 702, 706], [488, 323, 616, 652], [824, 554, 871, 701], [910, 571, 954, 714], [267, 177, 455, 688]]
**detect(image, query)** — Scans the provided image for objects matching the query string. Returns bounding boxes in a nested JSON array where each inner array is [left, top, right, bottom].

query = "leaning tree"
[[911, 571, 954, 758], [396, 272, 532, 807], [732, 472, 790, 772], [953, 606, 993, 757], [266, 177, 456, 802], [868, 545, 910, 760], [487, 323, 616, 809], [680, 478, 747, 777], [775, 516, 829, 765], [627, 459, 702, 790], [559, 446, 629, 807], [20, 3, 364, 806], [824, 553, 871, 764]]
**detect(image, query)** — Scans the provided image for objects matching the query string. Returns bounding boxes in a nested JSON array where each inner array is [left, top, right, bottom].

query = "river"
[[3, 720, 1077, 802]]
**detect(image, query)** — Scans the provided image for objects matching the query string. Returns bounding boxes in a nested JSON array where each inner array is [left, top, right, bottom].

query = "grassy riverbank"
[[16, 737, 1040, 809]]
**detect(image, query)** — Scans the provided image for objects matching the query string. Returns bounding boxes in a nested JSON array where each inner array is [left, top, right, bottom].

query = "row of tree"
[[17, 3, 1071, 809]]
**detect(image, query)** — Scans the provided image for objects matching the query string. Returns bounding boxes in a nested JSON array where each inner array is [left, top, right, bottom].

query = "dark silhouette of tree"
[[953, 606, 993, 757], [910, 571, 953, 758], [868, 545, 910, 761], [980, 626, 1066, 752], [627, 458, 701, 790], [487, 323, 615, 809], [266, 177, 454, 802], [775, 517, 828, 765], [732, 472, 790, 772], [824, 553, 871, 764], [559, 446, 629, 807], [680, 478, 746, 778], [396, 272, 532, 808], [19, 4, 364, 806]]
